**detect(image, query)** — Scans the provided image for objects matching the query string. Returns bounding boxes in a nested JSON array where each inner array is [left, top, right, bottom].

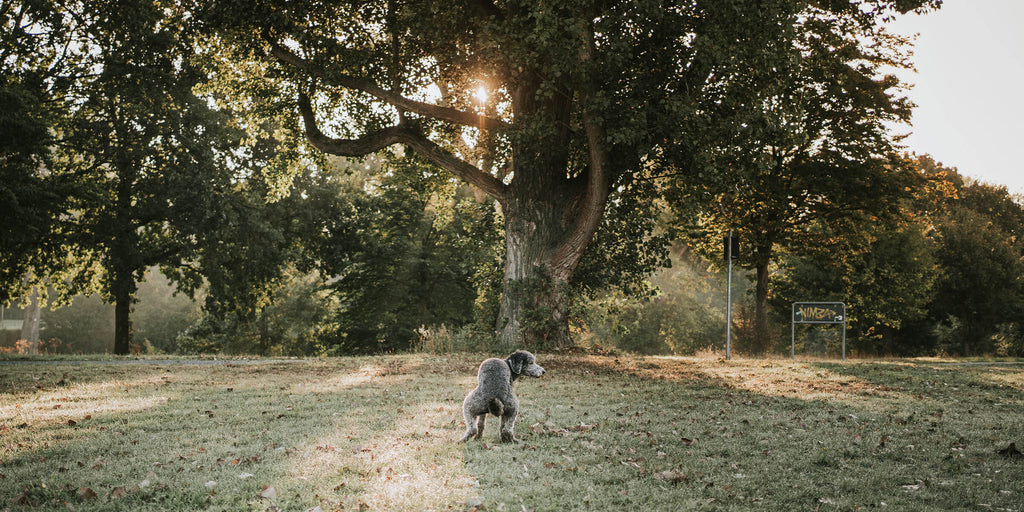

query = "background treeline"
[[4, 154, 1021, 358], [6, 0, 1021, 358]]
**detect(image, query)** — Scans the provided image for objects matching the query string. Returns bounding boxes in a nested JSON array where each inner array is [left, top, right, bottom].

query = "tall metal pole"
[[791, 303, 796, 360], [726, 230, 733, 360]]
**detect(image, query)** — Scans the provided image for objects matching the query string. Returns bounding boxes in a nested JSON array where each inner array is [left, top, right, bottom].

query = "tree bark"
[[751, 242, 774, 355], [19, 287, 41, 355], [111, 235, 137, 355], [493, 114, 609, 350], [495, 198, 574, 350], [113, 281, 133, 355], [111, 157, 138, 356]]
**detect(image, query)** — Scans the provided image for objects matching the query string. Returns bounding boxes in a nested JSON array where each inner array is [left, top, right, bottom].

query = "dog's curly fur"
[[459, 350, 545, 443]]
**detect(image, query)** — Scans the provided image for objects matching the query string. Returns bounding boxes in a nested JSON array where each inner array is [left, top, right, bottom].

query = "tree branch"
[[551, 24, 611, 279], [297, 91, 508, 201], [297, 91, 407, 156], [266, 34, 509, 131], [399, 129, 508, 201]]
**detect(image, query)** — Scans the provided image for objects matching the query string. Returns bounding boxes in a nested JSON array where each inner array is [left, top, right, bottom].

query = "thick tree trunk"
[[751, 242, 774, 355], [113, 273, 134, 355], [495, 199, 575, 350], [491, 80, 609, 349], [112, 160, 137, 356], [19, 288, 41, 355]]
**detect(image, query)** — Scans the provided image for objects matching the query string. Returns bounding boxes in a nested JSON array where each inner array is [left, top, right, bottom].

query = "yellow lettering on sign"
[[797, 305, 842, 322]]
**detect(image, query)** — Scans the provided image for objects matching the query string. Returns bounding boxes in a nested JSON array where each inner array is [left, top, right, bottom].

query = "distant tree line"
[[10, 0, 1017, 359]]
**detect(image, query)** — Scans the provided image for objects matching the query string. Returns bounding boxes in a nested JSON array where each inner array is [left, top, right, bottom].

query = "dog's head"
[[507, 350, 545, 380]]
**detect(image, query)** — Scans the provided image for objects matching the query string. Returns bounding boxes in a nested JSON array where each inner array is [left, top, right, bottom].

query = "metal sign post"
[[791, 302, 847, 360]]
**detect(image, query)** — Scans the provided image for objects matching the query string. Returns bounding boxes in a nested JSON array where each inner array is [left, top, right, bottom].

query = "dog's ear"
[[508, 351, 524, 374]]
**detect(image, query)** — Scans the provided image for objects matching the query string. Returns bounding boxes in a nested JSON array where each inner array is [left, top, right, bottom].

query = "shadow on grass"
[[463, 354, 1024, 512]]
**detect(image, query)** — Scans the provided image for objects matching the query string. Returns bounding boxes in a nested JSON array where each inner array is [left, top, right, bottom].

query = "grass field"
[[1, 354, 1022, 511]]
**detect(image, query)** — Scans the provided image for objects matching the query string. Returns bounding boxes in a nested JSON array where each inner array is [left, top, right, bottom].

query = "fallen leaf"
[[657, 469, 687, 484], [261, 485, 277, 499], [110, 486, 127, 499], [12, 490, 29, 505], [77, 486, 98, 500]]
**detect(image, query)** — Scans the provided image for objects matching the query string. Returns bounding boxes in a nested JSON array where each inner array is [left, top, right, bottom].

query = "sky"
[[887, 0, 1024, 194]]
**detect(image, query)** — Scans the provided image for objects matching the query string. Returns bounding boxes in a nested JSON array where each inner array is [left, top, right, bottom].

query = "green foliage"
[[176, 153, 506, 355], [581, 249, 725, 355], [411, 324, 492, 354], [0, 4, 73, 302], [5, 0, 979, 358], [205, 0, 920, 350], [574, 178, 672, 299], [773, 218, 939, 356], [992, 323, 1024, 358], [178, 267, 334, 356], [667, 3, 927, 353], [927, 187, 1024, 355], [772, 156, 1024, 357], [314, 159, 504, 354], [1, 0, 280, 354]]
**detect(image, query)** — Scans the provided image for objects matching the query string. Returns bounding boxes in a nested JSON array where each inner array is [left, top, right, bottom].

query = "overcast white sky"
[[888, 0, 1024, 195]]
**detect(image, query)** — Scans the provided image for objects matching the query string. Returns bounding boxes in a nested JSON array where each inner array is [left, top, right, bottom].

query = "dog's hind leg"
[[475, 415, 486, 439], [460, 398, 481, 442], [499, 403, 519, 443]]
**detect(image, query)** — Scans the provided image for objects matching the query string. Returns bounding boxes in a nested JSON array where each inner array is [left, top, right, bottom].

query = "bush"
[[993, 323, 1024, 357], [582, 292, 724, 356], [412, 324, 491, 353]]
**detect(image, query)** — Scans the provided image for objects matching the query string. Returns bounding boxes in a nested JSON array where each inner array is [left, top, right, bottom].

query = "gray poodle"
[[459, 350, 545, 443]]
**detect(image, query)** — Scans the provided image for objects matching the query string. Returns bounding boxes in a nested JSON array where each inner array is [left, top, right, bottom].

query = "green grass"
[[1, 355, 1022, 511]]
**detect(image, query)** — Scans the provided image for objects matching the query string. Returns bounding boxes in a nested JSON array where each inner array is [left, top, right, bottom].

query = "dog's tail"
[[487, 398, 504, 417]]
